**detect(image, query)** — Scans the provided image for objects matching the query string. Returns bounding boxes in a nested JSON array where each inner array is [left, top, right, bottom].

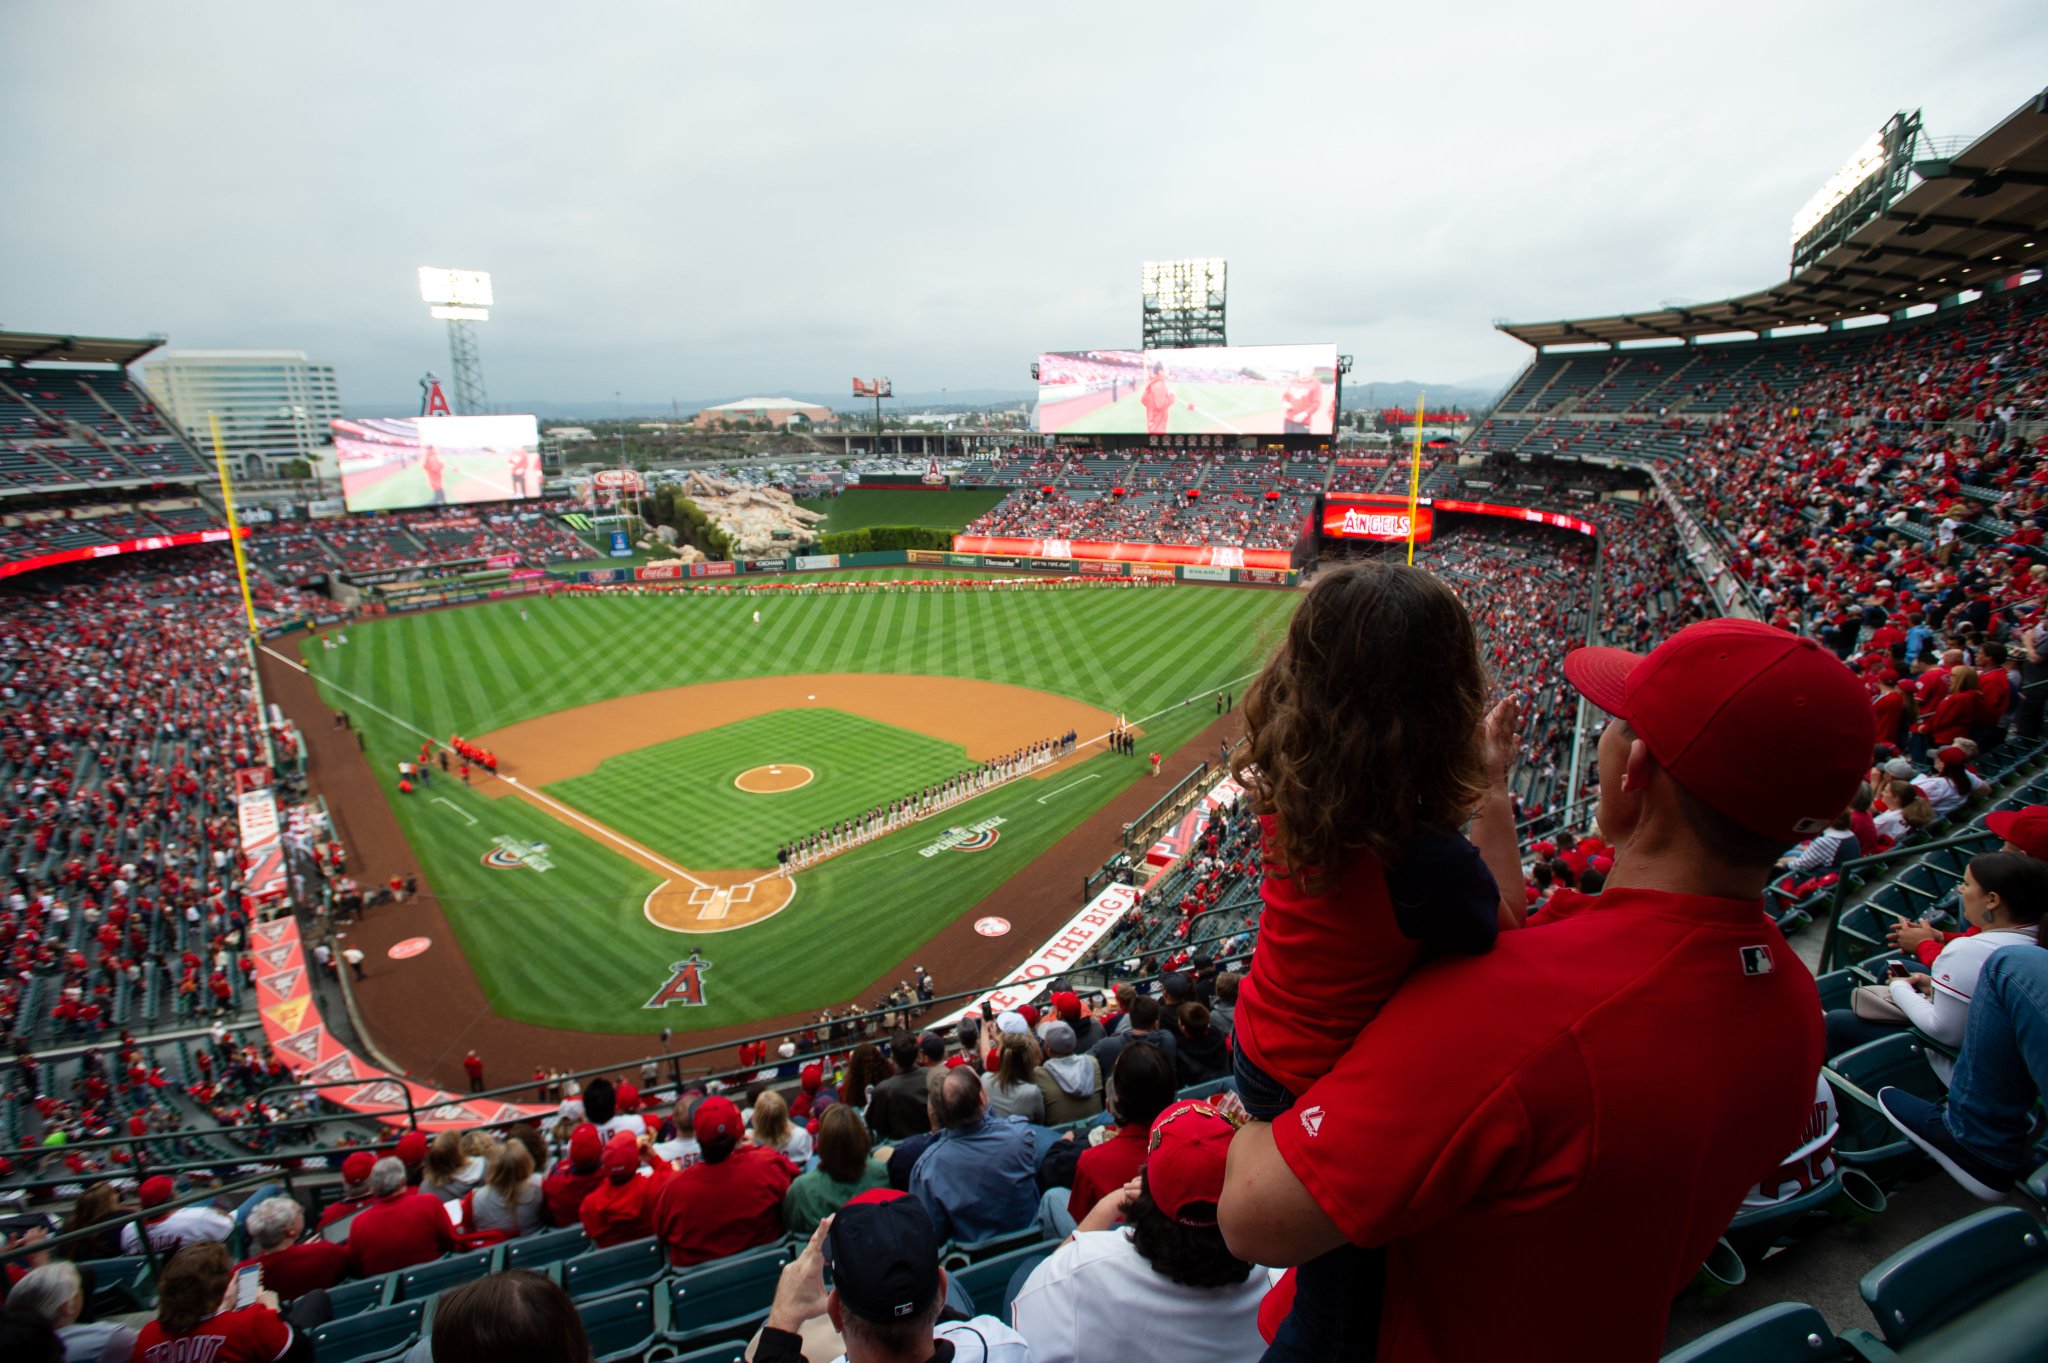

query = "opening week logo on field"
[[481, 835, 553, 872], [918, 816, 1005, 858]]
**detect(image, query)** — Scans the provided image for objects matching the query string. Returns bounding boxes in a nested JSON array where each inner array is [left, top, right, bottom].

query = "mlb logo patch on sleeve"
[[1740, 945, 1775, 976]]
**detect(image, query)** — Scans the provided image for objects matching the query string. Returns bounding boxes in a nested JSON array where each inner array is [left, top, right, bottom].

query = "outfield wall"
[[569, 548, 1296, 587]]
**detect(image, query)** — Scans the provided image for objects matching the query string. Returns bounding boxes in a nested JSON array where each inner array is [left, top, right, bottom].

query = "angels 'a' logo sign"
[[420, 374, 453, 417], [645, 957, 710, 1009]]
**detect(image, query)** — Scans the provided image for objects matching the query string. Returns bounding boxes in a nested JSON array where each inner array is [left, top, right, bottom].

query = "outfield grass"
[[551, 710, 970, 868], [796, 488, 1007, 533], [300, 571, 1295, 1033]]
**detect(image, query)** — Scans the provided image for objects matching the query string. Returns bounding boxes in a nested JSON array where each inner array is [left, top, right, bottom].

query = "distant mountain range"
[[345, 374, 1517, 421]]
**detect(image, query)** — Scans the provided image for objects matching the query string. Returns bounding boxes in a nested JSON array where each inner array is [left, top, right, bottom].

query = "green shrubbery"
[[815, 525, 954, 555], [641, 486, 734, 560]]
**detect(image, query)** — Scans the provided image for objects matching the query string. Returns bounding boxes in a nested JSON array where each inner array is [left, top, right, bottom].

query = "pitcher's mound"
[[735, 764, 814, 793]]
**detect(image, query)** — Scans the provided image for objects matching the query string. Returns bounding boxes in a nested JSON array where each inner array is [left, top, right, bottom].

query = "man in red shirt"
[[1141, 366, 1175, 436], [651, 1095, 798, 1267], [1219, 619, 1868, 1363], [542, 1123, 606, 1227], [317, 1151, 379, 1231], [462, 1050, 485, 1094], [238, 1194, 349, 1301], [346, 1156, 455, 1277], [579, 1133, 675, 1246]]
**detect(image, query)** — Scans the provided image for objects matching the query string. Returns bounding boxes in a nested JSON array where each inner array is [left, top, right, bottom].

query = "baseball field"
[[282, 569, 1296, 1043]]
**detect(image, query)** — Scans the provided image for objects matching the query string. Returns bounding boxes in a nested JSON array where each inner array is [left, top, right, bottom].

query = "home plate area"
[[690, 882, 754, 921]]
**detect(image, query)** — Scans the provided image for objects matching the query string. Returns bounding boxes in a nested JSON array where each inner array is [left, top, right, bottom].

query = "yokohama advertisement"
[[1321, 501, 1436, 543], [951, 536, 1292, 570]]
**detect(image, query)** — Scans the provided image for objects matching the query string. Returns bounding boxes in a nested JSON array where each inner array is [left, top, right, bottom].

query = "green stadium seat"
[[945, 1242, 1058, 1319], [83, 1255, 152, 1316], [578, 1286, 665, 1363], [502, 1224, 591, 1272], [1658, 1301, 1850, 1362], [673, 1342, 751, 1363], [1858, 1206, 2048, 1348], [562, 1236, 666, 1302], [309, 1298, 426, 1363], [939, 1225, 1045, 1272], [324, 1274, 396, 1318], [662, 1242, 787, 1344], [394, 1247, 496, 1302], [1826, 1034, 1945, 1176], [1815, 967, 1863, 1015]]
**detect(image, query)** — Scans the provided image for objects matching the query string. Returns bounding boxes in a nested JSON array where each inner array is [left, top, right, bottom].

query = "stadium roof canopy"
[[0, 331, 166, 367], [703, 397, 831, 411], [1499, 91, 2048, 349]]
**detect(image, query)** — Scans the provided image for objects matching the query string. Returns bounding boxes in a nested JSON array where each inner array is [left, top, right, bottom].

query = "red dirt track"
[[257, 637, 1241, 1092]]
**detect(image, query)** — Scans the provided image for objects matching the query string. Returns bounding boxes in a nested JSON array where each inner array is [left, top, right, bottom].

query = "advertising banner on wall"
[[1130, 563, 1178, 580], [1238, 567, 1290, 585], [1320, 500, 1436, 543], [906, 550, 948, 565], [637, 561, 684, 580], [1181, 565, 1231, 582], [928, 883, 1144, 1027], [793, 554, 841, 570], [952, 535, 1293, 570], [1079, 560, 1127, 576], [745, 559, 786, 573]]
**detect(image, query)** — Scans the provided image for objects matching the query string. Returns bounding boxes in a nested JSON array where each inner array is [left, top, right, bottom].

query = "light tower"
[[417, 266, 493, 414]]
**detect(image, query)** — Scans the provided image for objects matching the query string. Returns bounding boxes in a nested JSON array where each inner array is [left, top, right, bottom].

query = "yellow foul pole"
[[1404, 392, 1426, 565], [208, 412, 262, 639]]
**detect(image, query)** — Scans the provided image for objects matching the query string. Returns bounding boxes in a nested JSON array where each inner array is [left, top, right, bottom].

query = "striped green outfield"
[[300, 571, 1295, 1033], [796, 488, 1007, 533]]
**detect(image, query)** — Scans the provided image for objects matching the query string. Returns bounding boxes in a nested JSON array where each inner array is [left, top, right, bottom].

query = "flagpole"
[[1404, 393, 1426, 565]]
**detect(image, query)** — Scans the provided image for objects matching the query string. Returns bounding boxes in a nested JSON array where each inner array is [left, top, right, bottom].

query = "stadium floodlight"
[[418, 266, 493, 415], [418, 267, 494, 312], [1788, 111, 1921, 271], [1789, 132, 1887, 246], [1141, 258, 1227, 349]]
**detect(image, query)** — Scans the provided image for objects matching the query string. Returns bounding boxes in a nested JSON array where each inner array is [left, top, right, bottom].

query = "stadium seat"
[[1857, 1206, 2048, 1348], [82, 1255, 152, 1316], [672, 1342, 751, 1363], [324, 1274, 396, 1318], [1657, 1301, 1852, 1362], [662, 1242, 787, 1345], [502, 1224, 592, 1272], [578, 1286, 665, 1363], [394, 1247, 496, 1302], [939, 1225, 1046, 1272], [562, 1236, 667, 1302], [309, 1298, 426, 1363], [944, 1242, 1058, 1319], [1825, 1034, 1946, 1176]]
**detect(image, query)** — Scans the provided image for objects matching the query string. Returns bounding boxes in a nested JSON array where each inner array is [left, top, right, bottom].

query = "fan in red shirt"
[[542, 1123, 606, 1227], [579, 1133, 675, 1246], [1141, 366, 1175, 436], [1281, 371, 1324, 433], [651, 1096, 798, 1267], [316, 1151, 379, 1231], [133, 1241, 300, 1363], [1220, 619, 1869, 1363], [238, 1195, 348, 1302], [1066, 1041, 1178, 1222], [346, 1156, 456, 1277]]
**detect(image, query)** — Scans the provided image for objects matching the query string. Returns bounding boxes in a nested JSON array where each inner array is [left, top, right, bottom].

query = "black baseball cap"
[[825, 1191, 940, 1322]]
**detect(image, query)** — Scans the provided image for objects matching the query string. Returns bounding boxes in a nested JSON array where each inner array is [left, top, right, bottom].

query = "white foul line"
[[263, 643, 707, 889], [1035, 774, 1100, 805], [432, 797, 478, 826]]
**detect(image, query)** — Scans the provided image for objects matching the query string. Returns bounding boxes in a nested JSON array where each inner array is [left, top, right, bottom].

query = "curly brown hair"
[[1231, 560, 1489, 893]]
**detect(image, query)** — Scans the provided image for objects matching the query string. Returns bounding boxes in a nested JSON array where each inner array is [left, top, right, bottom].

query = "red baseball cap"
[[568, 1123, 603, 1169], [1936, 746, 1968, 766], [601, 1134, 640, 1181], [1051, 990, 1083, 1020], [138, 1174, 175, 1208], [844, 1186, 908, 1209], [800, 1063, 824, 1093], [1564, 619, 1871, 841], [1146, 1099, 1236, 1226], [692, 1094, 741, 1143], [394, 1130, 430, 1166], [615, 1083, 640, 1113], [341, 1151, 376, 1187], [1987, 806, 2048, 859]]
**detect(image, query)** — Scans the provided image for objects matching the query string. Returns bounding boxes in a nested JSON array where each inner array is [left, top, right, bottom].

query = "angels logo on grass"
[[482, 835, 553, 872], [645, 956, 711, 1009], [917, 816, 1006, 859]]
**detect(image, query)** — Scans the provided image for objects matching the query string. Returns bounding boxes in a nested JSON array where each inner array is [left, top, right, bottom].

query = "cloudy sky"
[[5, 3, 2045, 412]]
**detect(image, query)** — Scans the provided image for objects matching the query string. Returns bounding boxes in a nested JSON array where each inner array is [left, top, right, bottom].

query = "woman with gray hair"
[[6, 1261, 138, 1363], [240, 1195, 350, 1300], [1035, 1021, 1104, 1124]]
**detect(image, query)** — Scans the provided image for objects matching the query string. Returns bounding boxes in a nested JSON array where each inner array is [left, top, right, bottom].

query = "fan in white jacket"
[[1889, 853, 2044, 1085]]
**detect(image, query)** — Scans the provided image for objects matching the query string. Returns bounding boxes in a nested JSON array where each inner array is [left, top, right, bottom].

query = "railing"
[[1815, 826, 1999, 973], [1122, 760, 1211, 854]]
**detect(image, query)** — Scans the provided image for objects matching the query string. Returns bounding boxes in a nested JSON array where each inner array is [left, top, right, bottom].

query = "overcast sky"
[[4, 3, 2045, 412]]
